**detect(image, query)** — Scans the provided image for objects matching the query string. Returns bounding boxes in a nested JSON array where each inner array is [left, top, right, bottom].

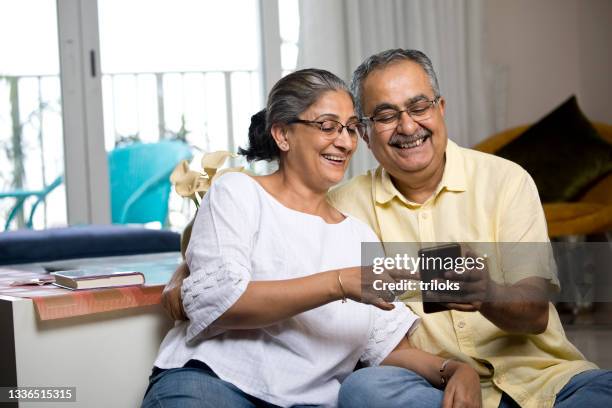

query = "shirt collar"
[[441, 139, 467, 193], [374, 139, 467, 205]]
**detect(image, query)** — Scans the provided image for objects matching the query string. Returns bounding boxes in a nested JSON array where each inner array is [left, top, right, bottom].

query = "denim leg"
[[338, 366, 443, 408], [554, 369, 612, 407], [141, 366, 256, 408]]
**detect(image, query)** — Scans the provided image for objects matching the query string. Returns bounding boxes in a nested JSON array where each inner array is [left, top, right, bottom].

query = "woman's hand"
[[161, 262, 190, 321], [443, 362, 482, 408], [339, 266, 397, 311]]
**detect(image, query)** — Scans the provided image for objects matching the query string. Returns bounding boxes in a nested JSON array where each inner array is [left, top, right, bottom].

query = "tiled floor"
[[565, 326, 612, 369], [561, 305, 612, 369]]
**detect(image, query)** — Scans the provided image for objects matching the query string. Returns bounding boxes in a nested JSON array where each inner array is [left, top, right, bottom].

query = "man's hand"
[[431, 248, 550, 334], [443, 362, 482, 408], [161, 262, 190, 321], [440, 249, 493, 312]]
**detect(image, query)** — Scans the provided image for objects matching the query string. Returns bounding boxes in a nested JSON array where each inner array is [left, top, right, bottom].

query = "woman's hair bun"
[[249, 109, 267, 136], [238, 108, 279, 162]]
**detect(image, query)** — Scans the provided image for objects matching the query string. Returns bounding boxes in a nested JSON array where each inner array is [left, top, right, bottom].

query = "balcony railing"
[[101, 70, 261, 151], [0, 69, 263, 230]]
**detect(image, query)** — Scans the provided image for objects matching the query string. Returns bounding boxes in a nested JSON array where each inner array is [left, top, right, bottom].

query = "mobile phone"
[[418, 243, 461, 313]]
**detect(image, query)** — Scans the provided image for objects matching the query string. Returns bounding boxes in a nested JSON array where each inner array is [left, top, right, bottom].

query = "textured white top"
[[154, 172, 419, 408]]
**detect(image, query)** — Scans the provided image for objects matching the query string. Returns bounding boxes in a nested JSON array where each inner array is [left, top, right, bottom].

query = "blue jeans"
[[337, 366, 612, 408], [141, 360, 323, 408]]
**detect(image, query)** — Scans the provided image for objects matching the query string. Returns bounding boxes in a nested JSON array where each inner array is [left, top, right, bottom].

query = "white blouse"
[[154, 172, 419, 408]]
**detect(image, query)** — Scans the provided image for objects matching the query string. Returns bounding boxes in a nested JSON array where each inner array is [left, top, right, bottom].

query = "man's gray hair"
[[350, 49, 441, 117]]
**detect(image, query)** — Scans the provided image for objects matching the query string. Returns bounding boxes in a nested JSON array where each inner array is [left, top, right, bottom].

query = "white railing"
[[101, 70, 261, 152]]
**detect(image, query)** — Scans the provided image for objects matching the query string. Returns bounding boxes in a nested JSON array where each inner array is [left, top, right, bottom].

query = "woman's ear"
[[270, 123, 290, 151]]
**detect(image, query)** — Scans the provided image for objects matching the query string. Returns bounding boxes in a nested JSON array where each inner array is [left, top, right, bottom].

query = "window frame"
[[56, 0, 283, 225]]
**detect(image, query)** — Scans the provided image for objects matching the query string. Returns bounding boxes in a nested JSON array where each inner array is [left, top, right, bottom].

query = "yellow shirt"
[[328, 140, 596, 408]]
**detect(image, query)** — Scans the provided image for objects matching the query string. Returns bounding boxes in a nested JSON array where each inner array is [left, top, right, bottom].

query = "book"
[[52, 269, 145, 290]]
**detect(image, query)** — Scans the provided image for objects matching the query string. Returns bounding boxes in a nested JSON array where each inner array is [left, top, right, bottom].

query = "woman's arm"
[[216, 270, 346, 328], [163, 261, 396, 327], [381, 337, 482, 408], [215, 266, 394, 329]]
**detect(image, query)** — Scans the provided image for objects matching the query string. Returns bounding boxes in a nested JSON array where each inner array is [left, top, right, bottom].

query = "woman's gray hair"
[[239, 68, 352, 162], [350, 49, 441, 117]]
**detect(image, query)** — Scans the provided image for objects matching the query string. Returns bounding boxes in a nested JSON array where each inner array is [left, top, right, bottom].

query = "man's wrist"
[[444, 359, 462, 377], [480, 280, 503, 313]]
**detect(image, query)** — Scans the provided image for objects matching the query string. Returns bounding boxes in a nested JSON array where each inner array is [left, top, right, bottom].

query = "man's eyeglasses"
[[289, 119, 366, 140], [363, 97, 440, 132]]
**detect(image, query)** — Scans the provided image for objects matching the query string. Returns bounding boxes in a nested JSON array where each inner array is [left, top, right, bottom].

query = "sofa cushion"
[[496, 96, 612, 202], [0, 225, 180, 265]]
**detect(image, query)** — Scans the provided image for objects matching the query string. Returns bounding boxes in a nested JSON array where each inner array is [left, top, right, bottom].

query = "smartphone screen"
[[418, 243, 461, 313]]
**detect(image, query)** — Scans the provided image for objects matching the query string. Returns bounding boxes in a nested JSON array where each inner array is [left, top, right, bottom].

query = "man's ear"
[[361, 130, 371, 148], [270, 123, 289, 151], [438, 97, 446, 117]]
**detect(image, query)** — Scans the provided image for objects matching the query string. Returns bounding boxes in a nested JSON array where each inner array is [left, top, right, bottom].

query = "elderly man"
[[333, 49, 611, 408]]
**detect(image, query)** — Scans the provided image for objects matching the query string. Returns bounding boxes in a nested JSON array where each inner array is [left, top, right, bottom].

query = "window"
[[0, 1, 299, 231], [98, 0, 263, 155]]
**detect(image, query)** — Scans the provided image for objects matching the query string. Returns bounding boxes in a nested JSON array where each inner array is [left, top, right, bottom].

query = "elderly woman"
[[142, 69, 480, 408]]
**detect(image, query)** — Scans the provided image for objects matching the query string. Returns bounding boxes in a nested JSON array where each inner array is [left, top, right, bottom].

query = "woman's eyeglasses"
[[289, 119, 366, 139]]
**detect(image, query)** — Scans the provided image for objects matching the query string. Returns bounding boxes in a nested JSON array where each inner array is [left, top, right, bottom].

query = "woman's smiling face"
[[282, 90, 359, 191]]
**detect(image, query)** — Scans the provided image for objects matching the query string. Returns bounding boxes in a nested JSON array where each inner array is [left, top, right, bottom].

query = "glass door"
[[0, 0, 300, 232], [0, 1, 67, 231]]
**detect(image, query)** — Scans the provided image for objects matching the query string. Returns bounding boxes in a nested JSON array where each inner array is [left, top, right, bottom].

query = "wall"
[[485, 0, 611, 130]]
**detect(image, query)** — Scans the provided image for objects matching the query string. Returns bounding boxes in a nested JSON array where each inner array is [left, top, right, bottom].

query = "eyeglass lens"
[[320, 120, 365, 138], [372, 100, 436, 130]]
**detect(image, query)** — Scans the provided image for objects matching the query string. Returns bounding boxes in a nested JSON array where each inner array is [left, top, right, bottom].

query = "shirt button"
[[457, 321, 466, 329], [421, 213, 428, 219]]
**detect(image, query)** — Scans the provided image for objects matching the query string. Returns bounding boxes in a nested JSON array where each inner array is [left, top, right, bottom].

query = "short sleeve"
[[498, 169, 559, 287], [360, 303, 420, 367], [182, 173, 259, 342], [499, 169, 549, 243]]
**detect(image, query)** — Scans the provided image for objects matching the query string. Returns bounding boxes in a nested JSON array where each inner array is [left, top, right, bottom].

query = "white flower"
[[170, 150, 244, 207]]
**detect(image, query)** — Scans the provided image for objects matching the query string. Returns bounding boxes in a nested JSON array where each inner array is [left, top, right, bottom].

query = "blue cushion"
[[0, 225, 180, 265]]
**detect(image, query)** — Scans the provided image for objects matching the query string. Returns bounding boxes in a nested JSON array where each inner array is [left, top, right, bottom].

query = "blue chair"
[[1, 140, 192, 230], [108, 140, 192, 224], [0, 176, 64, 231]]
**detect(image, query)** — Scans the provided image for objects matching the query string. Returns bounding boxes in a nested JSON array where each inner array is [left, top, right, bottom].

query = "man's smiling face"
[[361, 60, 447, 180]]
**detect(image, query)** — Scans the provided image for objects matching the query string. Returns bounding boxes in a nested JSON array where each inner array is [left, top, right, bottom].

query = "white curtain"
[[297, 0, 495, 178]]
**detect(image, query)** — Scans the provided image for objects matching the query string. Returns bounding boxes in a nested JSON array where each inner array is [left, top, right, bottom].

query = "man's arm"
[[455, 169, 550, 334], [441, 257, 550, 334], [161, 262, 189, 320], [480, 278, 549, 334]]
